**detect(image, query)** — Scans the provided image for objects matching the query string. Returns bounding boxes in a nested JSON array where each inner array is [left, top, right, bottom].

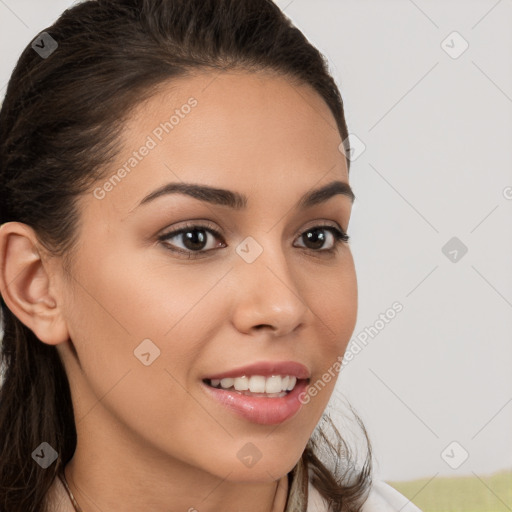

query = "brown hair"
[[0, 1, 371, 510]]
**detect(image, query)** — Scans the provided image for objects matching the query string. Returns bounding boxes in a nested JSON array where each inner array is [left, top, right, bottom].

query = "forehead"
[[85, 70, 349, 217]]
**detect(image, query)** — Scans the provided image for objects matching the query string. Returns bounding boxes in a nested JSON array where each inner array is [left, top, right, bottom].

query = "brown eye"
[[295, 226, 349, 252], [158, 222, 349, 259], [159, 223, 225, 257]]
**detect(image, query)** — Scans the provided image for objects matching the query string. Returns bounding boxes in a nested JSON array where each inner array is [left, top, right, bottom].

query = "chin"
[[201, 443, 304, 483]]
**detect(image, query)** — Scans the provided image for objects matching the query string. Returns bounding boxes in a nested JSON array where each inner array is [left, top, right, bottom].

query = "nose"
[[229, 238, 310, 337]]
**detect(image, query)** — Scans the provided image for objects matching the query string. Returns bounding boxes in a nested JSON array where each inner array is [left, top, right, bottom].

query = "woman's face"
[[56, 70, 357, 482]]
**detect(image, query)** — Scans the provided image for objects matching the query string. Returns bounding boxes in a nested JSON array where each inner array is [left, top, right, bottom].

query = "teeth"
[[249, 375, 266, 393], [265, 375, 283, 394], [220, 378, 234, 389], [210, 375, 298, 393], [233, 376, 249, 391]]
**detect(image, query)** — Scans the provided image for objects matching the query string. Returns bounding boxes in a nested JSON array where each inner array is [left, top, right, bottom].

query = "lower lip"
[[201, 379, 309, 425]]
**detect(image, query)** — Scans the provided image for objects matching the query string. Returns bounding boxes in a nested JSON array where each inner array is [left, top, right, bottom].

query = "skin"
[[0, 70, 357, 512]]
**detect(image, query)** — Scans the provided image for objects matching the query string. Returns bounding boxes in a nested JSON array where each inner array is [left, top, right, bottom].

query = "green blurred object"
[[387, 470, 512, 512]]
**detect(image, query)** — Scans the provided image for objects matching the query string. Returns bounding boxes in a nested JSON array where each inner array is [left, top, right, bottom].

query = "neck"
[[63, 421, 290, 512], [64, 460, 289, 512]]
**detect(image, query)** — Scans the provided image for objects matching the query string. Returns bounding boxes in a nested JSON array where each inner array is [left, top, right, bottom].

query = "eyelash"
[[158, 221, 350, 259]]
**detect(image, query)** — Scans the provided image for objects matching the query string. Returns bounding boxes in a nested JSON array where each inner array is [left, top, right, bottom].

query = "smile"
[[204, 374, 298, 397]]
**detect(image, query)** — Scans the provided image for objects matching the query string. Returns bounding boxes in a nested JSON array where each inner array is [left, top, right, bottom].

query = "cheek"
[[67, 241, 223, 344], [62, 252, 231, 470], [61, 246, 209, 404], [311, 253, 358, 353], [300, 255, 357, 413]]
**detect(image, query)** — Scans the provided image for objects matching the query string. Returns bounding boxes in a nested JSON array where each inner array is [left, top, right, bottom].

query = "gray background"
[[1, 0, 511, 482]]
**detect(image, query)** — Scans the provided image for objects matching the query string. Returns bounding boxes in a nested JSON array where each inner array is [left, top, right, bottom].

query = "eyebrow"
[[137, 179, 355, 210]]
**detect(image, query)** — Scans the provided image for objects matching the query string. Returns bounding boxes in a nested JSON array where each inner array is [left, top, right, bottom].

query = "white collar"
[[306, 478, 423, 512]]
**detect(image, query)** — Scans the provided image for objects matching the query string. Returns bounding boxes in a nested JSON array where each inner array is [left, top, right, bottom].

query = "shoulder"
[[306, 478, 423, 512], [360, 480, 423, 512], [45, 474, 74, 512]]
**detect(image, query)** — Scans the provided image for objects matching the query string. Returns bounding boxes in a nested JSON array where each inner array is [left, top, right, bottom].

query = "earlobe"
[[0, 222, 70, 345]]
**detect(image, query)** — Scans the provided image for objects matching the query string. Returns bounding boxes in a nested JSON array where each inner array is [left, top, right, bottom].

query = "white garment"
[[307, 478, 423, 512]]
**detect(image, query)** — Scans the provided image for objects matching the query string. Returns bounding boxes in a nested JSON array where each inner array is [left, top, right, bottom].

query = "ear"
[[0, 222, 69, 345]]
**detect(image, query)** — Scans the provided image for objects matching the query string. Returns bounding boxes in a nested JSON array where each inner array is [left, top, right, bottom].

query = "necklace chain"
[[59, 471, 83, 512]]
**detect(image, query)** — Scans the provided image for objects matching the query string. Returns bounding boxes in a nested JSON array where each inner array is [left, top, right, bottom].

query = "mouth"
[[200, 362, 311, 425], [203, 374, 307, 398]]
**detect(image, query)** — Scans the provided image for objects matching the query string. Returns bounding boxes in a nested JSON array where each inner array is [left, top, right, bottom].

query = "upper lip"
[[204, 361, 310, 380]]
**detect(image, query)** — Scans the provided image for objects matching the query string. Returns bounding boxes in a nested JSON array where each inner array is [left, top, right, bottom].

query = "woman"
[[0, 1, 422, 510]]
